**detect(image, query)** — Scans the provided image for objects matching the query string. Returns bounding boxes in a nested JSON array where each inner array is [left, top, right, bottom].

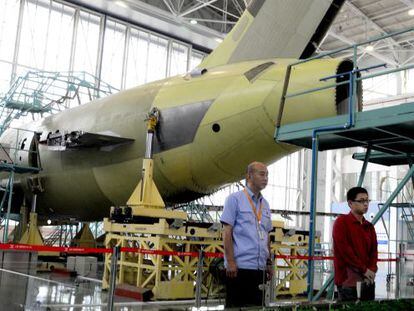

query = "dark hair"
[[347, 187, 368, 201]]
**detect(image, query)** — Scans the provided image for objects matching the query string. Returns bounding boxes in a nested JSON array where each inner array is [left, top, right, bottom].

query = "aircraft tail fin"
[[200, 0, 345, 69]]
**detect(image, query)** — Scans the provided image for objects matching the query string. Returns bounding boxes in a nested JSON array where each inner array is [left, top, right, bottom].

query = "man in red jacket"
[[333, 187, 378, 301]]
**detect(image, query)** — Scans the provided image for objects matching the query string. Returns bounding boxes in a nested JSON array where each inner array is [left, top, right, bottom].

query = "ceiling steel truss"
[[70, 0, 414, 67]]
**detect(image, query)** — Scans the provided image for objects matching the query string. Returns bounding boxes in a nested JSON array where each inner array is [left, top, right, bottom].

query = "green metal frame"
[[276, 98, 414, 149], [0, 72, 118, 241], [0, 128, 42, 242], [313, 165, 414, 301], [0, 71, 119, 134], [274, 26, 414, 301]]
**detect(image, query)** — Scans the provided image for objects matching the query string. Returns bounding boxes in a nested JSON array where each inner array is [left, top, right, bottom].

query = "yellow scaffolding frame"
[[103, 220, 224, 300]]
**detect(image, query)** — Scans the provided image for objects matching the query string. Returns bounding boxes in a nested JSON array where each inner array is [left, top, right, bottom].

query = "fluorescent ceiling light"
[[409, 9, 414, 16], [115, 1, 128, 8], [190, 19, 198, 25], [365, 45, 374, 52]]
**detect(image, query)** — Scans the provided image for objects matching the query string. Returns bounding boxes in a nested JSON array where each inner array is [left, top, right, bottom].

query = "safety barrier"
[[0, 242, 405, 310], [0, 242, 407, 260], [0, 243, 404, 274]]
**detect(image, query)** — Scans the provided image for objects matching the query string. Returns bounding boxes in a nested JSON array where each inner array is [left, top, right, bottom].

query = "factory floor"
[[0, 264, 225, 311], [0, 254, 410, 310]]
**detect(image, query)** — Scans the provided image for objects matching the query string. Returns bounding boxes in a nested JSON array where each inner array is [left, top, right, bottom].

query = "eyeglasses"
[[352, 199, 371, 204]]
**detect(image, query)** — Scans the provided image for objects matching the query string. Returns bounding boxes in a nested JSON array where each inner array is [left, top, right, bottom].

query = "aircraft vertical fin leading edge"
[[200, 0, 345, 69]]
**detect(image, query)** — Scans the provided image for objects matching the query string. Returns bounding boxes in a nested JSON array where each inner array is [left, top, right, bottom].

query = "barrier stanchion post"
[[107, 245, 120, 311], [195, 248, 204, 308], [262, 254, 276, 307], [269, 253, 276, 305], [396, 243, 403, 299]]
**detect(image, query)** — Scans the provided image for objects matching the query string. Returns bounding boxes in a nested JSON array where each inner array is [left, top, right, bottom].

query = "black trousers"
[[225, 268, 265, 308], [338, 282, 375, 302]]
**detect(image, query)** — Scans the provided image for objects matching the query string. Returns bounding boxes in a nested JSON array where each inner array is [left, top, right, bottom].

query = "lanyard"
[[243, 189, 262, 223]]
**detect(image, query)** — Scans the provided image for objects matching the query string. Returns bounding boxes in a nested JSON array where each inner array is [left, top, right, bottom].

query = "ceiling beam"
[[345, 1, 400, 60], [222, 0, 228, 32], [339, 34, 414, 56], [399, 0, 414, 8], [162, 0, 177, 15], [65, 0, 224, 50], [231, 0, 244, 15], [180, 0, 220, 17], [328, 31, 398, 67], [177, 0, 185, 14], [195, 0, 241, 19], [183, 17, 236, 24]]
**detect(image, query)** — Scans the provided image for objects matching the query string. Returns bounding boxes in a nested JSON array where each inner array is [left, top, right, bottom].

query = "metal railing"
[[275, 26, 414, 301], [0, 71, 119, 134]]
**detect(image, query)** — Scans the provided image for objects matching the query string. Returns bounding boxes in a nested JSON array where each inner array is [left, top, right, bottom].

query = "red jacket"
[[333, 212, 378, 286]]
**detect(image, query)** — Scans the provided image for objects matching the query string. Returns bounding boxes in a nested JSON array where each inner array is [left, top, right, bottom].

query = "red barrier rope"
[[274, 254, 398, 262], [0, 243, 111, 254], [275, 254, 334, 260], [0, 243, 402, 262], [0, 243, 220, 257], [120, 247, 199, 257]]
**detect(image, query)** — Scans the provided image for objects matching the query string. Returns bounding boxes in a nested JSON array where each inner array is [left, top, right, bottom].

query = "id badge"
[[258, 229, 265, 240]]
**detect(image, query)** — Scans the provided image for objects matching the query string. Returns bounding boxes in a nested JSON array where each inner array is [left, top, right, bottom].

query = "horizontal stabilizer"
[[39, 131, 134, 150]]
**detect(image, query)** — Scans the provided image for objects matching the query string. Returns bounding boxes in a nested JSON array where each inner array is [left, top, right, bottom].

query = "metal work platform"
[[0, 71, 118, 243], [388, 203, 414, 240], [277, 102, 414, 154], [353, 150, 414, 166], [0, 71, 119, 134], [274, 27, 414, 301], [277, 101, 414, 301], [0, 128, 42, 243], [0, 162, 40, 174]]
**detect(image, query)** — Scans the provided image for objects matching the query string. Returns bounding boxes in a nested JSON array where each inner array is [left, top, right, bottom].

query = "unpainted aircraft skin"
[[0, 0, 351, 221]]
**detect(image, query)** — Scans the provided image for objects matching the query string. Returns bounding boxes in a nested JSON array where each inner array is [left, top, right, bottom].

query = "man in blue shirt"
[[220, 161, 273, 308]]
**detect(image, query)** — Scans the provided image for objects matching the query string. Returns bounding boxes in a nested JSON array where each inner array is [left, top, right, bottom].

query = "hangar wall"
[[0, 0, 205, 96]]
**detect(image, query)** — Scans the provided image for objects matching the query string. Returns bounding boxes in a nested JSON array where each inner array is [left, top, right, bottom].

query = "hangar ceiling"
[[66, 0, 414, 67]]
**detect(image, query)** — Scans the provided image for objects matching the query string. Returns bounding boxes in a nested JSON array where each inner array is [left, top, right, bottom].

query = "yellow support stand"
[[19, 212, 43, 245], [127, 158, 164, 209], [104, 205, 315, 301], [102, 228, 223, 299], [127, 107, 164, 210], [127, 158, 187, 220], [125, 107, 187, 220], [19, 212, 58, 256], [270, 221, 316, 298], [272, 243, 308, 297], [71, 224, 96, 248]]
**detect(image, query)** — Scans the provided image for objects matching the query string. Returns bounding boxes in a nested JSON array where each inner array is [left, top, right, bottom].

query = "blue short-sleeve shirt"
[[220, 187, 272, 270]]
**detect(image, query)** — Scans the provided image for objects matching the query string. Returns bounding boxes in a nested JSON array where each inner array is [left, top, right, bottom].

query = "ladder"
[[0, 129, 42, 242], [401, 204, 414, 240]]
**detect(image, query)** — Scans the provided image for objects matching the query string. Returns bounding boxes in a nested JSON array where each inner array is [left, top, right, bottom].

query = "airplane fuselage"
[[1, 58, 351, 220]]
